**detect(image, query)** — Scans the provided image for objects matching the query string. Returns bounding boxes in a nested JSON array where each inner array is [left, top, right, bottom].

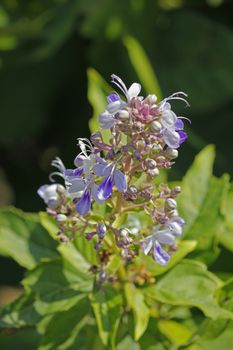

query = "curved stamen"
[[111, 74, 128, 96]]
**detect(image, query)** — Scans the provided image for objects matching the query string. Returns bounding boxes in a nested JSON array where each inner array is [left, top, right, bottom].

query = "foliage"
[[0, 142, 233, 349]]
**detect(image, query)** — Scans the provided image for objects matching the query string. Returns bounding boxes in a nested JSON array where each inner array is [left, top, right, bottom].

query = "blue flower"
[[142, 216, 185, 265], [93, 157, 127, 200], [37, 184, 65, 208]]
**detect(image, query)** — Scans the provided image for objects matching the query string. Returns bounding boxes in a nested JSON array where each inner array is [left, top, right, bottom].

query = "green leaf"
[[124, 283, 150, 341], [87, 67, 112, 142], [0, 293, 41, 329], [220, 183, 233, 252], [136, 240, 197, 276], [177, 145, 215, 234], [123, 35, 162, 100], [144, 260, 233, 320], [117, 335, 140, 350], [0, 207, 59, 269], [38, 298, 90, 350], [22, 255, 93, 316], [90, 287, 123, 349], [157, 319, 192, 346]]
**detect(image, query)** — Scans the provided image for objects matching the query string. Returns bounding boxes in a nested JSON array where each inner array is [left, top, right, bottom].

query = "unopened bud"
[[56, 184, 66, 195], [166, 148, 178, 159], [118, 110, 130, 121], [165, 198, 177, 210], [129, 185, 138, 194], [146, 94, 157, 104], [96, 224, 106, 238], [56, 214, 67, 223], [137, 140, 146, 150], [147, 168, 159, 177], [150, 121, 162, 132], [120, 228, 133, 245], [174, 186, 181, 194], [145, 158, 157, 169]]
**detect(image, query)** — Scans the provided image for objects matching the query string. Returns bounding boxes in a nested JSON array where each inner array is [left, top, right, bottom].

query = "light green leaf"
[[177, 145, 215, 234], [90, 287, 123, 349], [87, 67, 112, 142], [0, 207, 59, 269], [125, 283, 150, 341], [220, 183, 233, 252], [22, 256, 93, 315], [144, 260, 233, 320], [117, 335, 140, 350], [158, 319, 192, 346], [123, 36, 162, 100]]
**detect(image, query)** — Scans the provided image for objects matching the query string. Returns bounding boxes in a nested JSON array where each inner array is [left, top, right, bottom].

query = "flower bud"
[[174, 186, 181, 194], [56, 214, 67, 223], [145, 158, 157, 169], [150, 121, 162, 132], [145, 94, 157, 105], [165, 198, 177, 210], [56, 184, 66, 195], [120, 228, 133, 245], [96, 224, 106, 238], [147, 168, 159, 177], [118, 110, 130, 121], [166, 148, 179, 159]]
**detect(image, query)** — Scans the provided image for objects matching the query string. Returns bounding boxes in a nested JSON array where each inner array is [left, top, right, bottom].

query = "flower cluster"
[[38, 74, 190, 276]]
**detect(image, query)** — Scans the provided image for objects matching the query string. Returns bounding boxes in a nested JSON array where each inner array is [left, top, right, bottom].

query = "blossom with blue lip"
[[158, 98, 189, 148], [142, 216, 185, 265], [64, 139, 104, 215], [93, 157, 127, 200]]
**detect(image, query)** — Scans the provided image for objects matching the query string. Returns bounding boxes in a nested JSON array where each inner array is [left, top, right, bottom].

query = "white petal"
[[127, 83, 141, 99], [142, 236, 153, 255], [160, 109, 177, 131]]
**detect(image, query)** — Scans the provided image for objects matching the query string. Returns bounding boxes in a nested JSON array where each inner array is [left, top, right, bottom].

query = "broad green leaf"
[[87, 67, 112, 142], [22, 257, 93, 315], [73, 235, 98, 265], [38, 298, 89, 350], [90, 287, 123, 349], [177, 145, 215, 234], [220, 183, 233, 252], [136, 240, 197, 276], [0, 293, 41, 329], [39, 212, 59, 239], [158, 320, 192, 346], [144, 260, 233, 320], [183, 175, 228, 261], [125, 283, 150, 341], [0, 207, 58, 269], [123, 36, 162, 100], [117, 335, 140, 350]]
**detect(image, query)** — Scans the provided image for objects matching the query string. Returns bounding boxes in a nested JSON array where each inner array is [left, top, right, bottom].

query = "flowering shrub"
[[0, 72, 233, 350], [38, 74, 189, 274]]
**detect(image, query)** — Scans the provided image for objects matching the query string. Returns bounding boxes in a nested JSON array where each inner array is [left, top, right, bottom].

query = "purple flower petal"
[[155, 232, 175, 246], [68, 178, 85, 193], [142, 236, 153, 255], [97, 176, 114, 200], [175, 118, 184, 130], [76, 190, 91, 215], [114, 170, 127, 192], [163, 129, 180, 148], [107, 93, 120, 103], [37, 185, 48, 199], [178, 131, 187, 144], [93, 163, 106, 176], [98, 112, 115, 129], [153, 241, 170, 266], [91, 183, 104, 204]]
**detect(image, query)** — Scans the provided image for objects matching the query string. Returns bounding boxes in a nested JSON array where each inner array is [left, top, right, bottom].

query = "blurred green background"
[[0, 0, 232, 348]]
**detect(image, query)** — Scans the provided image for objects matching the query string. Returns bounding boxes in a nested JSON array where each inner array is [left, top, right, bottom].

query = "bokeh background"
[[0, 0, 232, 348]]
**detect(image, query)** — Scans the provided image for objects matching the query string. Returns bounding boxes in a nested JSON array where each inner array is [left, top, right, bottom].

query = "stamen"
[[111, 74, 128, 96]]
